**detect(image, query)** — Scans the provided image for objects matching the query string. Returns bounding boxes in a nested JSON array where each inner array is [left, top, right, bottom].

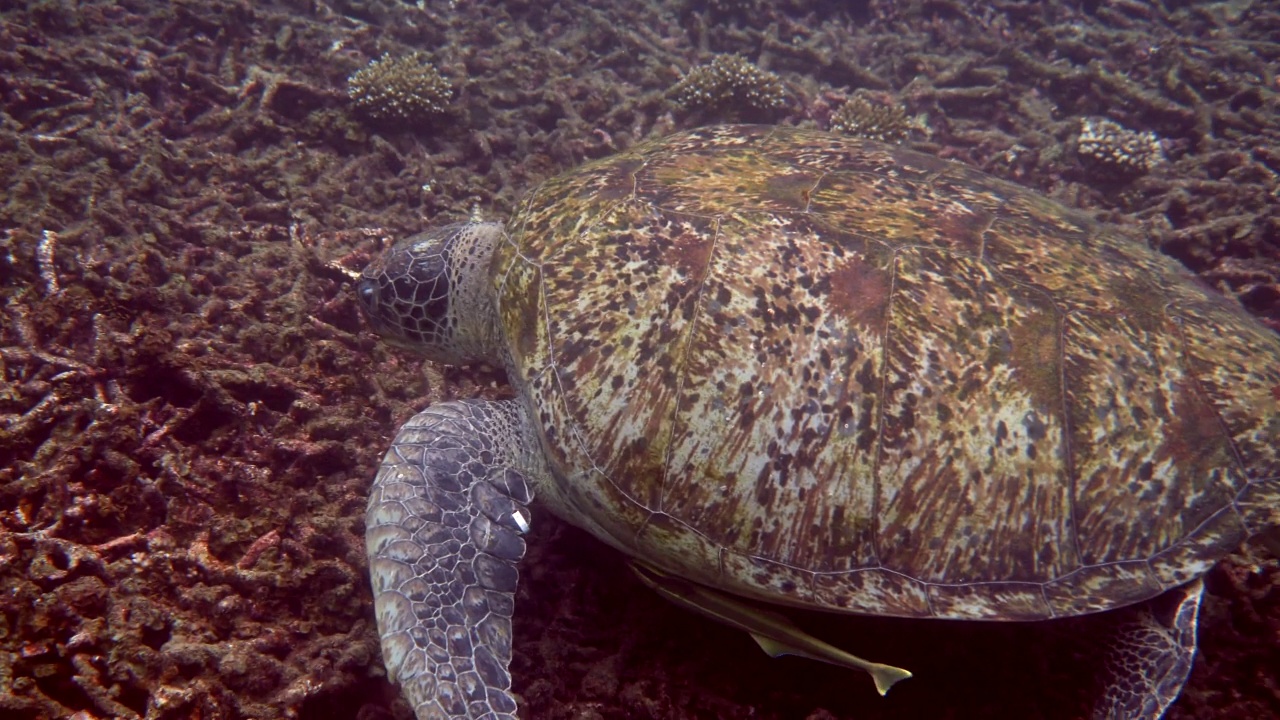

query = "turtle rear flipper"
[[1094, 578, 1203, 720], [366, 400, 534, 720]]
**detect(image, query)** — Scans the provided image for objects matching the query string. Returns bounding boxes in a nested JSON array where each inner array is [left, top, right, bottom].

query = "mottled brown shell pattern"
[[493, 125, 1280, 620]]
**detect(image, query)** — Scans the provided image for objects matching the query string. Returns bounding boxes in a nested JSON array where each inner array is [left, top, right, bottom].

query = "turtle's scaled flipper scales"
[[367, 400, 534, 720], [1093, 578, 1203, 720]]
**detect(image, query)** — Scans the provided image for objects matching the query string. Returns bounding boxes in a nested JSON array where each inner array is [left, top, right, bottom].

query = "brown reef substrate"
[[1, 0, 1277, 718]]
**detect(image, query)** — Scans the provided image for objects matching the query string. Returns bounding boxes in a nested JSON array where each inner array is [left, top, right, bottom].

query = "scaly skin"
[[365, 400, 534, 720]]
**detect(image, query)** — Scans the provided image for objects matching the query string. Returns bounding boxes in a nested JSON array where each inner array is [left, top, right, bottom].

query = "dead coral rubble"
[[0, 1, 424, 717], [0, 233, 389, 719]]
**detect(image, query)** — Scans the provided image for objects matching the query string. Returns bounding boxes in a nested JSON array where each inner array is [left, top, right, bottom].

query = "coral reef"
[[699, 0, 761, 21], [1075, 117, 1164, 178], [669, 54, 788, 116], [348, 52, 452, 123], [829, 94, 915, 143], [0, 0, 1277, 718]]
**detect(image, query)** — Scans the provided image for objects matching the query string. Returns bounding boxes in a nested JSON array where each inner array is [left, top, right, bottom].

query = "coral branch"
[[36, 230, 59, 295]]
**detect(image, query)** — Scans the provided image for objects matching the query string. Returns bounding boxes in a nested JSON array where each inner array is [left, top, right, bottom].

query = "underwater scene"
[[2, 0, 1278, 719]]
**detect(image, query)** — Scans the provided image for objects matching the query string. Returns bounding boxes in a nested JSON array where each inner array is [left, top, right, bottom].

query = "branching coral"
[[347, 52, 452, 123], [669, 54, 787, 115], [830, 95, 916, 143], [1076, 117, 1164, 178]]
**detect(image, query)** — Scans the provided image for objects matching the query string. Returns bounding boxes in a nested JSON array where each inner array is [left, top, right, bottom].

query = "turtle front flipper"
[[367, 400, 535, 720], [1093, 578, 1203, 720]]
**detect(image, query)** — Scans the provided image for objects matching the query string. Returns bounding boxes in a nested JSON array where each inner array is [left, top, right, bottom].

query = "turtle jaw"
[[357, 222, 506, 366]]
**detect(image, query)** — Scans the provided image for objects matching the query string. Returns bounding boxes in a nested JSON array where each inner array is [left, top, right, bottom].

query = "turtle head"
[[357, 221, 504, 366]]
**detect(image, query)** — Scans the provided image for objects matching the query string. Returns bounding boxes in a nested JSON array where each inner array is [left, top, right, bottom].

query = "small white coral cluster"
[[830, 95, 914, 143], [670, 54, 787, 113], [1076, 117, 1163, 176], [347, 53, 452, 123]]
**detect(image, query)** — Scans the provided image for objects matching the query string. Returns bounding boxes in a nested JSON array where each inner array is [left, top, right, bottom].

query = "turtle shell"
[[492, 125, 1280, 621]]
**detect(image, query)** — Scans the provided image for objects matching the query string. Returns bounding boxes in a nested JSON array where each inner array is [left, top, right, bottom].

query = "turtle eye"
[[357, 279, 379, 307]]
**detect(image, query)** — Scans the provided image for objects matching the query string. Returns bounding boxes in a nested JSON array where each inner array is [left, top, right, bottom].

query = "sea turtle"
[[356, 124, 1280, 720]]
